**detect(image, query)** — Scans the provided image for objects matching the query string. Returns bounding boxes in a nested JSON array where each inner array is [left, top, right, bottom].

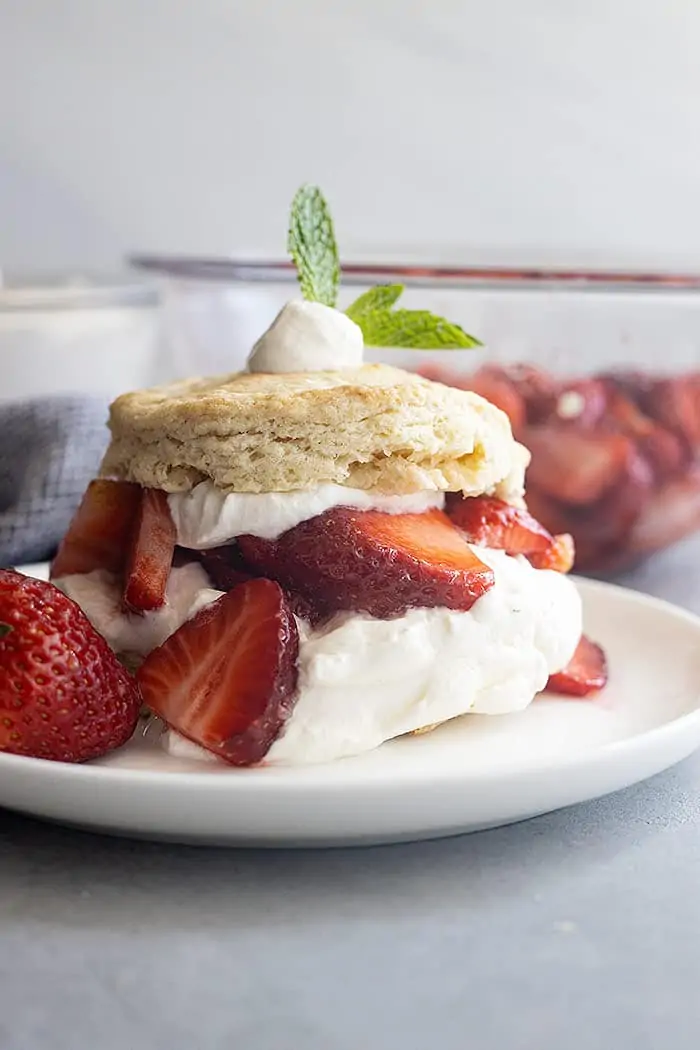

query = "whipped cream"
[[247, 299, 364, 373], [54, 562, 221, 658], [56, 539, 581, 767], [169, 481, 446, 548], [149, 549, 582, 766], [265, 548, 581, 764]]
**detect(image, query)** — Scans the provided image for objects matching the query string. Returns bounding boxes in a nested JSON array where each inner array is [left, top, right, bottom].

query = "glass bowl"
[[131, 256, 700, 577]]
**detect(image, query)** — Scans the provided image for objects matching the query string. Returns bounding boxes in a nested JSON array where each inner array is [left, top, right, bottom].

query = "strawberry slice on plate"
[[547, 635, 608, 697], [123, 489, 177, 613], [137, 578, 299, 766], [446, 495, 553, 554], [238, 507, 495, 620], [51, 479, 141, 578]]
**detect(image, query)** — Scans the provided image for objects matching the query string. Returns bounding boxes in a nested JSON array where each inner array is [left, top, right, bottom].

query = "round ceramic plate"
[[2, 567, 700, 847]]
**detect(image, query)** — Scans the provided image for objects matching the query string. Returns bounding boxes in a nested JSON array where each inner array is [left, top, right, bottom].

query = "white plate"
[[2, 568, 700, 847]]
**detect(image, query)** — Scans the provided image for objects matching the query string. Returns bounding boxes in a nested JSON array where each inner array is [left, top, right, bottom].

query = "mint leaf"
[[0, 623, 12, 639], [287, 184, 340, 307], [346, 284, 404, 320], [285, 184, 481, 347], [355, 309, 482, 349]]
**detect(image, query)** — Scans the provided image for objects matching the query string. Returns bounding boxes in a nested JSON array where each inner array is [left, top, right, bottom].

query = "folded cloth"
[[0, 396, 110, 568]]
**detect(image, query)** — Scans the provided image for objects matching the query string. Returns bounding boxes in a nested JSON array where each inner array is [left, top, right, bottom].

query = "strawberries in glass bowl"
[[419, 363, 700, 574]]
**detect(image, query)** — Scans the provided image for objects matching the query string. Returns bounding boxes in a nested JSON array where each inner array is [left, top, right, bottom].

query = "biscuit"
[[101, 364, 528, 498]]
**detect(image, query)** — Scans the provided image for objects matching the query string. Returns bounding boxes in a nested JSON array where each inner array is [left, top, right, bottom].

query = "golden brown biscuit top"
[[100, 364, 528, 498]]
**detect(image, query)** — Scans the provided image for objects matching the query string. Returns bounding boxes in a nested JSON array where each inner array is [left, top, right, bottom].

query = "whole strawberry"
[[0, 570, 140, 762]]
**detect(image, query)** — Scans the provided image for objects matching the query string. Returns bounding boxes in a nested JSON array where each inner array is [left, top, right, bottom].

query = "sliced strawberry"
[[51, 479, 141, 579], [123, 489, 177, 613], [636, 425, 685, 481], [523, 426, 635, 506], [238, 507, 494, 619], [199, 545, 254, 591], [605, 385, 657, 438], [446, 494, 575, 574], [547, 635, 608, 697], [625, 470, 700, 559], [446, 495, 553, 554], [528, 533, 575, 573], [525, 450, 652, 572], [195, 547, 326, 624], [287, 590, 330, 625], [137, 578, 299, 766], [602, 386, 685, 479], [644, 377, 700, 457], [600, 370, 655, 406], [494, 364, 559, 423]]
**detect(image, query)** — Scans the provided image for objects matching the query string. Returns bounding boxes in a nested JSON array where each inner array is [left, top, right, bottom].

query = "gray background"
[[3, 0, 700, 273], [3, 533, 700, 1050]]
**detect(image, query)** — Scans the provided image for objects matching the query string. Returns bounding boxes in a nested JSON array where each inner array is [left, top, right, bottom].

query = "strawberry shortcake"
[[50, 294, 598, 768]]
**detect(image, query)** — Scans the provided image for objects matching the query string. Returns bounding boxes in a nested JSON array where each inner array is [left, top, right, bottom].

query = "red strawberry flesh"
[[238, 507, 495, 620], [136, 578, 299, 766], [199, 545, 254, 591], [446, 495, 553, 554], [0, 570, 140, 762], [51, 479, 141, 579], [547, 635, 608, 697], [523, 426, 634, 506], [528, 533, 575, 573], [123, 489, 177, 613], [645, 377, 700, 457]]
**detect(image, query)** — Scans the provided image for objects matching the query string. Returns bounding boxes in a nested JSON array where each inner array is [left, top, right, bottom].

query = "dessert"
[[2, 186, 607, 767]]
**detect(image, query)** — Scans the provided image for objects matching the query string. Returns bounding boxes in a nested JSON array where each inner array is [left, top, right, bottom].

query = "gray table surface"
[[3, 536, 700, 1050]]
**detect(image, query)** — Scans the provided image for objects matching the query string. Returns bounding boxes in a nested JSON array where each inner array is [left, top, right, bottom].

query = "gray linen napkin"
[[0, 396, 110, 567]]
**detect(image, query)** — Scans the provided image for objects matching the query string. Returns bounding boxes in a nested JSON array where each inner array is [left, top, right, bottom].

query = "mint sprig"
[[287, 186, 482, 348], [346, 283, 481, 348], [354, 306, 481, 349], [345, 284, 403, 320], [287, 185, 340, 308]]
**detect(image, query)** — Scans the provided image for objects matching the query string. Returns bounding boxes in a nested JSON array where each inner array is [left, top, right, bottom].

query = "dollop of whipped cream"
[[169, 481, 446, 548], [54, 562, 220, 659], [246, 299, 364, 373]]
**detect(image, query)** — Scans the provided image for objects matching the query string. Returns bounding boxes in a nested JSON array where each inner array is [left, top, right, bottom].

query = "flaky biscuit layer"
[[101, 364, 528, 498]]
